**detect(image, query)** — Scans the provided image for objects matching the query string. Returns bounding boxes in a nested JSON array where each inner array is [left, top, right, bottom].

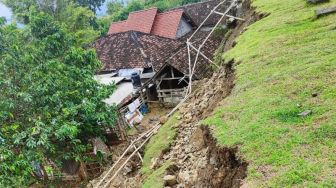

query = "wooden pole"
[[133, 144, 143, 162], [95, 141, 135, 188], [103, 127, 160, 188], [188, 0, 227, 41]]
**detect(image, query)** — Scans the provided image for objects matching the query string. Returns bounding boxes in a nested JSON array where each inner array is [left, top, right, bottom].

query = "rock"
[[178, 171, 191, 183], [298, 110, 312, 117], [210, 157, 217, 165], [307, 0, 329, 4], [163, 175, 177, 186], [197, 157, 208, 168], [160, 116, 168, 124], [316, 6, 336, 18], [125, 164, 133, 173], [312, 92, 319, 97]]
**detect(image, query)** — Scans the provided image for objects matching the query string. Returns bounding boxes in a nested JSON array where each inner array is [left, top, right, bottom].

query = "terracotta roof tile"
[[151, 9, 184, 39], [126, 8, 158, 33], [91, 30, 222, 79], [91, 31, 184, 71], [108, 21, 128, 35]]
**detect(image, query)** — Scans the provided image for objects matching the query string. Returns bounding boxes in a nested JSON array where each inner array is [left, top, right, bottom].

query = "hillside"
[[207, 0, 336, 186], [140, 0, 336, 187]]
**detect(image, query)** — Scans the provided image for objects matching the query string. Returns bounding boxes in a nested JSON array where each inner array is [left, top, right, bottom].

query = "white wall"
[[176, 17, 193, 38]]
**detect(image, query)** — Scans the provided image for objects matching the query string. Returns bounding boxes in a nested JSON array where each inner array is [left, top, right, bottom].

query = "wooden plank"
[[161, 77, 185, 80], [157, 88, 186, 92], [158, 94, 185, 98]]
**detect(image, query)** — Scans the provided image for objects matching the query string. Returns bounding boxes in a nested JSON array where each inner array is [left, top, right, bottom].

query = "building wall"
[[176, 17, 193, 38]]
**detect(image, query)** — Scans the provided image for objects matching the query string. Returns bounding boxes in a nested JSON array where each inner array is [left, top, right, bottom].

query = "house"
[[91, 0, 239, 107]]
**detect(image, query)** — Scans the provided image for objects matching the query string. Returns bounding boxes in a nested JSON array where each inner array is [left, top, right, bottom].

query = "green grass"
[[203, 0, 336, 187], [140, 113, 179, 187], [142, 161, 172, 188]]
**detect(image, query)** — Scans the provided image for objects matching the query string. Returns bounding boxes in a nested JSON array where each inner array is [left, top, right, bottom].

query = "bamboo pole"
[[95, 141, 134, 188], [95, 124, 158, 188], [188, 0, 228, 41], [103, 128, 160, 188], [133, 144, 143, 162], [188, 0, 237, 85]]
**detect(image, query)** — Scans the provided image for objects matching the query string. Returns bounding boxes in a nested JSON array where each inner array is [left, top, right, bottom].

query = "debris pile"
[[151, 62, 247, 188]]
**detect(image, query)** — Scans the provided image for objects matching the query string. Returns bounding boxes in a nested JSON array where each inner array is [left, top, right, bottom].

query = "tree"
[[0, 10, 116, 186], [1, 0, 104, 43], [76, 0, 106, 13]]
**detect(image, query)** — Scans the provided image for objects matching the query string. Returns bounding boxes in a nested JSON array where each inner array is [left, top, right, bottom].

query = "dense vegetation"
[[204, 0, 336, 187], [0, 2, 117, 187]]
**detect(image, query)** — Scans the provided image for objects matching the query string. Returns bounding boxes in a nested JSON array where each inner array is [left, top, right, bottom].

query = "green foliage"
[[76, 0, 106, 13], [203, 0, 336, 187], [0, 10, 116, 186], [107, 0, 144, 22], [2, 0, 102, 45], [142, 161, 172, 188]]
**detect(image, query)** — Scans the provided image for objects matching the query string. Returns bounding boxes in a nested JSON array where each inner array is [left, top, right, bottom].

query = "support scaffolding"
[[186, 0, 243, 95]]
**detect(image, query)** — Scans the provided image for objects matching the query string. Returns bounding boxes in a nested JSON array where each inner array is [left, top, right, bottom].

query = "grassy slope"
[[141, 113, 179, 188], [203, 0, 336, 187]]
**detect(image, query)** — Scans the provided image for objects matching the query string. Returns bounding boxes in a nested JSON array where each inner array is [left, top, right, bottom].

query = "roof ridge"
[[169, 0, 216, 10], [157, 9, 184, 15], [105, 30, 177, 40], [129, 7, 158, 14]]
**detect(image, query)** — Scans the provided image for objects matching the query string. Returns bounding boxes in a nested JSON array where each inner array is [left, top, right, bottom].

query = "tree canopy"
[[1, 0, 103, 43], [0, 9, 116, 186]]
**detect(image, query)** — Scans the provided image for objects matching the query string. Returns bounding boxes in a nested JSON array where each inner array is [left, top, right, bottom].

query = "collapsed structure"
[[91, 0, 243, 143]]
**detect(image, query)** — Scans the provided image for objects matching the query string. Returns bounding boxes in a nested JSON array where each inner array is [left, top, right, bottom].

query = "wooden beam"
[[188, 0, 228, 41], [187, 42, 216, 65], [213, 11, 245, 21], [133, 144, 143, 162], [161, 77, 185, 81], [170, 66, 175, 78]]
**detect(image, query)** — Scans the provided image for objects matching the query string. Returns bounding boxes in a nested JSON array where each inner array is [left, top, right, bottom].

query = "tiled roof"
[[126, 8, 158, 33], [171, 0, 228, 26], [160, 30, 221, 79], [91, 30, 221, 79], [91, 31, 184, 71], [108, 8, 158, 35], [108, 20, 128, 34], [107, 0, 232, 37], [151, 9, 184, 39], [107, 8, 186, 38]]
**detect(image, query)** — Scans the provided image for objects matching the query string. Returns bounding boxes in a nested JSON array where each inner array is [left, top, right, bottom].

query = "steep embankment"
[[203, 0, 336, 187], [141, 0, 336, 187]]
